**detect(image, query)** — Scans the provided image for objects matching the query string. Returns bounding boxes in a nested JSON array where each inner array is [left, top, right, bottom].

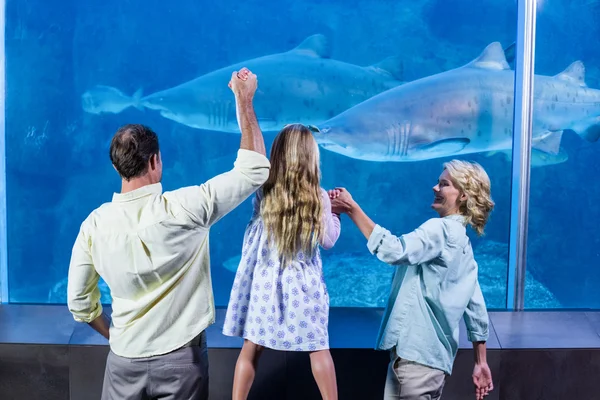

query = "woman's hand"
[[328, 187, 356, 215]]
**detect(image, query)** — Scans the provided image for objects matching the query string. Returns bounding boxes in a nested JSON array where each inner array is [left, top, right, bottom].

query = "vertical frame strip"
[[0, 0, 7, 303], [507, 0, 537, 310]]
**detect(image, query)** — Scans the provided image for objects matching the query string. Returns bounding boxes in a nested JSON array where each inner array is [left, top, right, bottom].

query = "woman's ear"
[[460, 192, 468, 202]]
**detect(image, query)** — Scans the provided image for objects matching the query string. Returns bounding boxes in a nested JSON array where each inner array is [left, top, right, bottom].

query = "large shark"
[[313, 42, 600, 162], [81, 34, 405, 133]]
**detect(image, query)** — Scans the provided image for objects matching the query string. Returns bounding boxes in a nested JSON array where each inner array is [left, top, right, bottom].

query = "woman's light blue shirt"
[[367, 214, 489, 375]]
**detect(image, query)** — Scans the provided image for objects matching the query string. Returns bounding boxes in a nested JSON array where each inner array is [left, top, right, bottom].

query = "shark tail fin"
[[367, 56, 405, 81], [132, 88, 144, 111]]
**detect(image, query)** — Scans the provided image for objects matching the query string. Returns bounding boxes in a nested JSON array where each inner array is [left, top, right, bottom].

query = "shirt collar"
[[444, 213, 466, 225], [112, 183, 163, 202]]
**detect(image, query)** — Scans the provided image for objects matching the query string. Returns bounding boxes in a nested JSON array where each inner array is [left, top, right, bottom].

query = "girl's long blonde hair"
[[443, 160, 495, 236], [260, 124, 323, 266]]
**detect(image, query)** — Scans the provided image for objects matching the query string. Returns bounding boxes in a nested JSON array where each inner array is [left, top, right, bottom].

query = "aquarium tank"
[[2, 0, 599, 310]]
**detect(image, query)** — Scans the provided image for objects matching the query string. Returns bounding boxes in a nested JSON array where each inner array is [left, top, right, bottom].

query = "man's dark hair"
[[110, 124, 160, 180]]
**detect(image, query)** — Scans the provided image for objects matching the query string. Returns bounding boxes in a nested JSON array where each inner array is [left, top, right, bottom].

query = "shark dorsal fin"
[[465, 42, 510, 70], [367, 56, 404, 81], [290, 34, 332, 59], [554, 61, 587, 87]]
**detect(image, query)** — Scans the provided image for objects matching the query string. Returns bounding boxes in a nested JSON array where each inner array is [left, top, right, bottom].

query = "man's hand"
[[229, 67, 266, 156], [328, 187, 356, 215], [88, 312, 111, 340], [228, 67, 258, 101], [472, 362, 493, 399]]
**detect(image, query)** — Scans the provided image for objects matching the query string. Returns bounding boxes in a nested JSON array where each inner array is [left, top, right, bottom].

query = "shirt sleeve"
[[366, 218, 448, 266], [67, 225, 104, 323], [165, 149, 270, 228], [462, 279, 490, 342], [251, 188, 263, 217], [319, 188, 341, 250]]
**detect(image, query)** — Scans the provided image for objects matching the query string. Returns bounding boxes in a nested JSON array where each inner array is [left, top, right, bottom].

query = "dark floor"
[[1, 305, 599, 399]]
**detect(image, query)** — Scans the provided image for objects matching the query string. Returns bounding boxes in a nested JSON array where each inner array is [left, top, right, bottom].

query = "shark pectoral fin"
[[367, 56, 404, 81], [554, 61, 587, 87], [464, 42, 510, 70], [485, 150, 511, 160], [290, 34, 332, 59], [532, 130, 563, 155], [418, 138, 470, 157]]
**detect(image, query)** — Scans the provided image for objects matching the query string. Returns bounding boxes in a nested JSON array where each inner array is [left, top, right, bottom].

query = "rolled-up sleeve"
[[319, 188, 341, 250], [67, 226, 103, 323], [167, 149, 271, 228], [366, 219, 447, 266], [463, 280, 489, 342]]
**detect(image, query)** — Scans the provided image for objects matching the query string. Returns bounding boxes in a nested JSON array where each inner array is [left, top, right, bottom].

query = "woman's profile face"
[[431, 169, 463, 217]]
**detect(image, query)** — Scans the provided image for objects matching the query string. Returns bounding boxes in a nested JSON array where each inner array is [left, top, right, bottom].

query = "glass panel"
[[525, 0, 600, 309], [0, 0, 6, 303], [6, 0, 523, 309]]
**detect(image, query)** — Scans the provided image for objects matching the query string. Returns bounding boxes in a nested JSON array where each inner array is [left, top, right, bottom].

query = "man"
[[67, 67, 269, 400]]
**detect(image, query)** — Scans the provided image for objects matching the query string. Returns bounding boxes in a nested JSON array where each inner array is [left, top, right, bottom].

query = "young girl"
[[223, 123, 341, 400]]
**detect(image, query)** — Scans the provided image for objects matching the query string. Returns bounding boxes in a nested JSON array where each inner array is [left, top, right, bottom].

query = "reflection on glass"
[[525, 0, 600, 309], [6, 0, 524, 310]]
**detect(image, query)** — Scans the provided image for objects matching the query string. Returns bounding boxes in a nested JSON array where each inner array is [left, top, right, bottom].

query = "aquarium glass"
[[524, 0, 600, 309], [3, 0, 535, 310]]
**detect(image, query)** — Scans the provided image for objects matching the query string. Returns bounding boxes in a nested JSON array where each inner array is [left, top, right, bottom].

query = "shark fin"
[[132, 88, 144, 111], [504, 42, 516, 66], [485, 150, 511, 160], [532, 130, 563, 155], [465, 42, 510, 71], [554, 61, 587, 87], [367, 56, 404, 81], [418, 138, 470, 158], [290, 34, 332, 59]]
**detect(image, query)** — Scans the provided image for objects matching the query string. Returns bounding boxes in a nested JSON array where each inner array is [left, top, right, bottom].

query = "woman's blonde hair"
[[260, 124, 323, 266], [443, 159, 494, 236]]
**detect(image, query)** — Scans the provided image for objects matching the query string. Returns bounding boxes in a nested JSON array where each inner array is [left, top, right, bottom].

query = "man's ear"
[[149, 154, 157, 170]]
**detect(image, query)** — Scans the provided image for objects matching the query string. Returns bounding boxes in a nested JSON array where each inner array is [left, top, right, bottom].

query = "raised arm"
[[232, 68, 266, 157], [329, 188, 446, 266], [165, 68, 271, 228], [366, 219, 446, 266], [319, 188, 341, 250]]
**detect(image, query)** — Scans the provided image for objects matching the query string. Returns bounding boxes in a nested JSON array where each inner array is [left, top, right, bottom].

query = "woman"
[[329, 160, 494, 400], [223, 123, 341, 400]]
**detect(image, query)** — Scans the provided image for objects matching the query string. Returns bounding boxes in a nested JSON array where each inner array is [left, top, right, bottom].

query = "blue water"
[[4, 0, 600, 309]]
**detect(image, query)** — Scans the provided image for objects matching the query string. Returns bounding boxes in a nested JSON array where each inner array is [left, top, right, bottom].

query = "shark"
[[81, 34, 405, 133], [313, 41, 600, 162]]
